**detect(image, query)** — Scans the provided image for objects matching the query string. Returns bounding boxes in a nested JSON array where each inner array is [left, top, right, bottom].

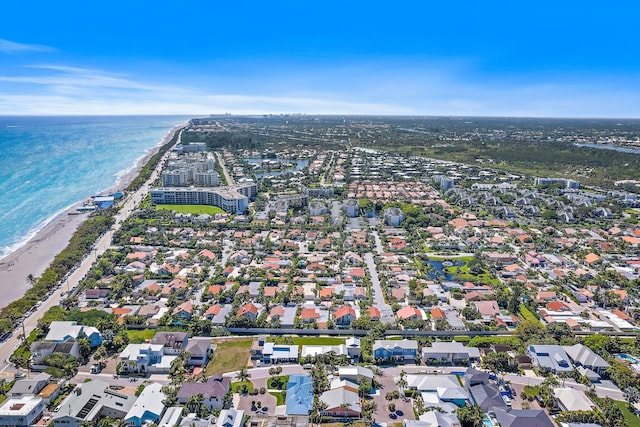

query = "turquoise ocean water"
[[0, 115, 191, 258]]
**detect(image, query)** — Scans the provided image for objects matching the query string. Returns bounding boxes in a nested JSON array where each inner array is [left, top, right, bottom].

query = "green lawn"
[[519, 304, 543, 326], [269, 391, 285, 405], [267, 375, 289, 391], [614, 400, 640, 427], [126, 329, 156, 343], [156, 204, 225, 215], [231, 380, 254, 393], [205, 338, 252, 375]]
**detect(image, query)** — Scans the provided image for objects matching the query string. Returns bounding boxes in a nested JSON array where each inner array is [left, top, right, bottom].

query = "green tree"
[[455, 404, 484, 427], [78, 338, 92, 361], [514, 319, 547, 345], [236, 367, 251, 382], [481, 352, 516, 374], [546, 322, 575, 343]]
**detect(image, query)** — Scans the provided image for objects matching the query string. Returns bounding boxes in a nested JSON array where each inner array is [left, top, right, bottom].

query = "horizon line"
[[1, 113, 640, 120]]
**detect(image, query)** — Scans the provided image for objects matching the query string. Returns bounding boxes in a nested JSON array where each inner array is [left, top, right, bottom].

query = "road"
[[0, 127, 184, 376], [364, 252, 394, 324], [215, 151, 235, 185]]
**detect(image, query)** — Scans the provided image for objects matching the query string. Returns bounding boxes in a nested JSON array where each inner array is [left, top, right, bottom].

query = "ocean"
[[0, 115, 191, 258]]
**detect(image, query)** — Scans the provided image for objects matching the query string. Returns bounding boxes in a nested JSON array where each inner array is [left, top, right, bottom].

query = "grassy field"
[[205, 338, 252, 375], [156, 204, 225, 215], [519, 304, 542, 326], [125, 327, 185, 343], [614, 400, 640, 427], [126, 329, 156, 343]]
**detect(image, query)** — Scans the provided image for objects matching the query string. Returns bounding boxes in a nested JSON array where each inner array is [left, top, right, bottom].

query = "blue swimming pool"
[[618, 353, 638, 364]]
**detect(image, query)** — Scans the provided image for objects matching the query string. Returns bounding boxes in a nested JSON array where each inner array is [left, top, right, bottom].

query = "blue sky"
[[1, 1, 639, 117]]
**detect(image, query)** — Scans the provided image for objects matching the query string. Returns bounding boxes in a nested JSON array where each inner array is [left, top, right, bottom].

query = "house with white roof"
[[261, 343, 298, 364], [124, 382, 166, 427], [422, 342, 481, 365], [119, 344, 177, 374], [0, 395, 45, 427], [52, 381, 135, 427], [563, 344, 610, 375], [405, 374, 468, 412], [528, 345, 574, 374], [338, 366, 374, 386], [554, 387, 595, 412], [45, 321, 102, 347], [216, 408, 245, 427]]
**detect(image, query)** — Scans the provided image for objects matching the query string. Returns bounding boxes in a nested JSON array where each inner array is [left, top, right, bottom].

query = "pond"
[[245, 158, 309, 179], [423, 259, 465, 281], [574, 143, 640, 155]]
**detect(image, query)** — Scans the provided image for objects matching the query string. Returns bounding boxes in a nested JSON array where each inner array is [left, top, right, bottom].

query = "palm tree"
[[186, 392, 204, 413], [455, 403, 484, 427], [93, 345, 108, 368], [624, 386, 640, 410], [396, 370, 408, 395], [236, 367, 251, 382], [361, 400, 378, 426], [311, 398, 328, 426]]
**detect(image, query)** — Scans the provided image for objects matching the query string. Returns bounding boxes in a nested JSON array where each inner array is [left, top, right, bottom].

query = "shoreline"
[[0, 122, 186, 309]]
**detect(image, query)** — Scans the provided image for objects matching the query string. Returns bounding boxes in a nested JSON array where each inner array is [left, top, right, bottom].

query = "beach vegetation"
[[125, 126, 183, 192], [0, 212, 115, 334]]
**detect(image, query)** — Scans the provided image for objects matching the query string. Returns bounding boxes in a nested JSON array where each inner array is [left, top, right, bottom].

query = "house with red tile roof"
[[394, 305, 420, 322], [300, 307, 320, 324], [237, 303, 259, 321], [198, 249, 217, 261], [172, 301, 193, 321], [584, 253, 600, 265], [368, 307, 381, 321], [546, 300, 571, 312], [319, 287, 334, 300], [204, 304, 222, 320], [430, 307, 445, 321], [334, 305, 357, 327], [208, 285, 225, 296], [268, 306, 285, 322], [391, 288, 407, 301]]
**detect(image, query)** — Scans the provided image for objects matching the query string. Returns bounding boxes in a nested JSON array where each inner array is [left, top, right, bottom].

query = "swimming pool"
[[618, 353, 638, 364], [483, 416, 497, 427]]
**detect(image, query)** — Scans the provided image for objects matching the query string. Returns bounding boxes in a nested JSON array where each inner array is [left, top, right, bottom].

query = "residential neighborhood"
[[4, 117, 640, 427]]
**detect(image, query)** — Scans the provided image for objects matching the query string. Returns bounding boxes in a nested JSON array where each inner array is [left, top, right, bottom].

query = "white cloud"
[[0, 61, 638, 117], [0, 39, 54, 54]]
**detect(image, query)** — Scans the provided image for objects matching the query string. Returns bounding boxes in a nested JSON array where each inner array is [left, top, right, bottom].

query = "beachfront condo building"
[[162, 154, 219, 187], [150, 182, 257, 214]]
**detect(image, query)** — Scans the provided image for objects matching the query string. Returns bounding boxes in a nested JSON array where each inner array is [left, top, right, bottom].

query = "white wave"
[[0, 200, 79, 259]]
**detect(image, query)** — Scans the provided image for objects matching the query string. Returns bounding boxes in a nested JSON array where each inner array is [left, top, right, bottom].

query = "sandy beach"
[[0, 124, 184, 309]]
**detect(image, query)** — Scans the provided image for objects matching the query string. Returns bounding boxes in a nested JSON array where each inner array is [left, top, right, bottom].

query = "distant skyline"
[[2, 1, 640, 117]]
